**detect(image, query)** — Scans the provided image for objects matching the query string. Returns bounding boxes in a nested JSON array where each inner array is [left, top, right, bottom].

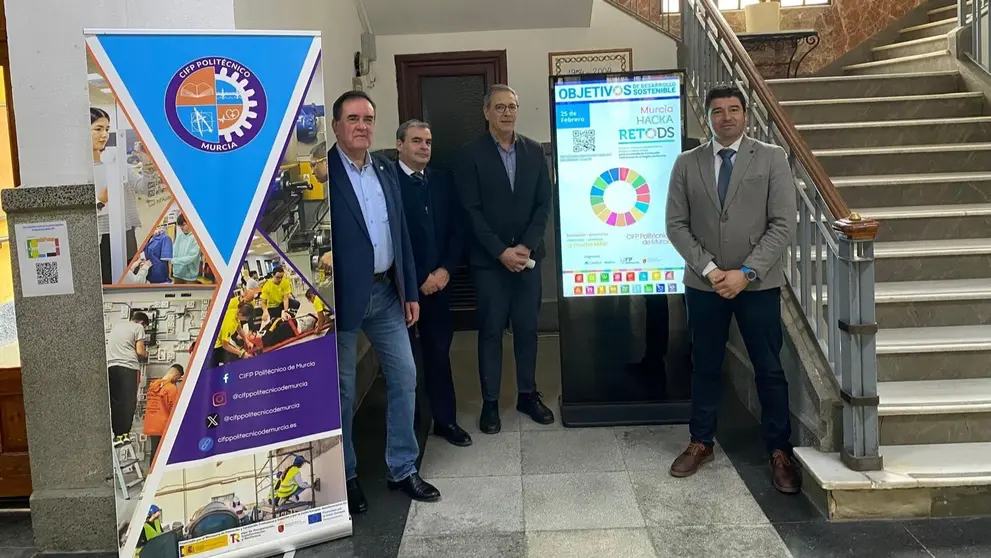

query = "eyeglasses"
[[493, 104, 519, 114]]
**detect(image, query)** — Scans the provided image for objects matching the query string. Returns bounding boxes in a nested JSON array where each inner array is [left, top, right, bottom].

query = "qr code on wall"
[[572, 129, 595, 153], [35, 261, 59, 286]]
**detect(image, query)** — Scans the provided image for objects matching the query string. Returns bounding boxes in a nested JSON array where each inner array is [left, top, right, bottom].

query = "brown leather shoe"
[[669, 442, 714, 478], [770, 450, 802, 494]]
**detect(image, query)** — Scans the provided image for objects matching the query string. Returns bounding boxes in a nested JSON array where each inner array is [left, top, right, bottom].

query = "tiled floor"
[[6, 332, 991, 556]]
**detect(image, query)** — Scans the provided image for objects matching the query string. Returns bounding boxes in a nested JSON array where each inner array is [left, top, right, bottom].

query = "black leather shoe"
[[479, 401, 501, 434], [346, 478, 368, 515], [517, 392, 554, 425], [433, 423, 473, 447], [387, 473, 440, 502]]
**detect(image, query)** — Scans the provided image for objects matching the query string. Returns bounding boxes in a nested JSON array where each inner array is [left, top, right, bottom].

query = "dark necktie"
[[411, 171, 430, 216], [717, 148, 736, 206]]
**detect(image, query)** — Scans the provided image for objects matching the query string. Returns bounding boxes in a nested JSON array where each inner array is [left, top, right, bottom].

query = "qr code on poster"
[[35, 261, 59, 285], [572, 129, 595, 153]]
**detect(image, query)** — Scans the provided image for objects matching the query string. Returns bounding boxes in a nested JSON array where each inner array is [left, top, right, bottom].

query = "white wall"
[[235, 0, 363, 110], [5, 0, 236, 188], [368, 0, 679, 149]]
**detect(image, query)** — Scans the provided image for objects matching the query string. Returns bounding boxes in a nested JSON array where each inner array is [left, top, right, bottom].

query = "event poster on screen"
[[85, 30, 350, 557], [553, 75, 684, 298]]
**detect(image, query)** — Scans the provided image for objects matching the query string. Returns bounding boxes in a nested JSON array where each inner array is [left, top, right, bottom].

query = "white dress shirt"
[[702, 135, 744, 278]]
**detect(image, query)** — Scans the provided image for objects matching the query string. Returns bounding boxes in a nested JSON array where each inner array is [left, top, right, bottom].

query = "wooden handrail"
[[691, 0, 879, 240]]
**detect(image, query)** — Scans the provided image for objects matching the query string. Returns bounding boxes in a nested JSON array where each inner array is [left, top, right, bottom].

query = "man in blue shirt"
[[318, 91, 439, 514], [456, 84, 554, 434]]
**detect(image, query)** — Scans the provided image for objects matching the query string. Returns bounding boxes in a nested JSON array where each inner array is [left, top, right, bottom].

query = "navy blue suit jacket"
[[395, 162, 466, 288], [327, 144, 418, 332], [456, 133, 552, 268]]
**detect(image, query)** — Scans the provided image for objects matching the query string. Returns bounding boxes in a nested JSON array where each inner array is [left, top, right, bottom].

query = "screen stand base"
[[559, 397, 693, 427]]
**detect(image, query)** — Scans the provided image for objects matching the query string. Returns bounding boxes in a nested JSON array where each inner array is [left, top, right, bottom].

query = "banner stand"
[[84, 29, 350, 557], [549, 70, 696, 427]]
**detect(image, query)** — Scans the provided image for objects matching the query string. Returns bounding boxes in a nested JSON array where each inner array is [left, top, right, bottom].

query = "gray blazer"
[[665, 135, 796, 292]]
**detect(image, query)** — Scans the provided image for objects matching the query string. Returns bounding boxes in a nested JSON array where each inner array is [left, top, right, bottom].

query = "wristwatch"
[[741, 266, 758, 282]]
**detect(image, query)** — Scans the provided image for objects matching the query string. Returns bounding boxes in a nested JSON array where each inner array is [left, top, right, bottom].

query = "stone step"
[[928, 2, 969, 21], [796, 116, 991, 149], [814, 142, 991, 176], [816, 278, 991, 328], [877, 323, 991, 382], [879, 379, 991, 445], [767, 71, 960, 102], [858, 202, 991, 242], [899, 17, 957, 42], [872, 237, 991, 282], [872, 35, 948, 61], [879, 378, 991, 416], [843, 51, 954, 76], [872, 278, 991, 328], [780, 92, 984, 124], [795, 443, 991, 520], [830, 172, 991, 208]]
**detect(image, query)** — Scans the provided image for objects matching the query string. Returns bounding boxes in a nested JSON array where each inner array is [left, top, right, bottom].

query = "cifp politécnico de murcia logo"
[[166, 56, 267, 152]]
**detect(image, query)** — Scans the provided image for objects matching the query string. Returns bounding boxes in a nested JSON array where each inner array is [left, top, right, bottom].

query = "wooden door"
[[0, 0, 29, 498], [395, 51, 508, 331]]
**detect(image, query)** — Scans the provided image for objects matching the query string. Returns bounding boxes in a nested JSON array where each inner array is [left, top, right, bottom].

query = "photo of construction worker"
[[143, 364, 184, 463], [101, 286, 217, 541], [132, 437, 346, 556], [117, 203, 218, 287], [135, 504, 164, 553]]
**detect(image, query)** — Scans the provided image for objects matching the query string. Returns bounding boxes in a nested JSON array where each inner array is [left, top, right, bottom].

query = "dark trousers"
[[473, 264, 541, 402], [149, 435, 162, 461], [410, 289, 457, 425], [643, 294, 670, 367], [685, 286, 792, 453], [100, 229, 138, 285], [108, 365, 139, 438]]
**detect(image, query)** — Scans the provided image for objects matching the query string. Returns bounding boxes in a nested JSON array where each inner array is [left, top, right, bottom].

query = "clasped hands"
[[420, 267, 451, 296], [708, 268, 750, 299], [499, 245, 531, 273]]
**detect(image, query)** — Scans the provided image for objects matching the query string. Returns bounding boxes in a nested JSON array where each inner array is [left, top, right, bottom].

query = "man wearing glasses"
[[457, 84, 554, 434]]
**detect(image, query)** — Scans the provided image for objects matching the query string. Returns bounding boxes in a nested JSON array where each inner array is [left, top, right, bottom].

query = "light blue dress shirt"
[[336, 145, 394, 273], [492, 133, 517, 191]]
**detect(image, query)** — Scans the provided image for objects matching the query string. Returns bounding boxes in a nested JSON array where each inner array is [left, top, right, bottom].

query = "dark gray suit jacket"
[[665, 135, 796, 292]]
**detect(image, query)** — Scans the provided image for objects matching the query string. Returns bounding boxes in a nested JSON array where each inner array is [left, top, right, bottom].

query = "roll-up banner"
[[85, 30, 349, 557]]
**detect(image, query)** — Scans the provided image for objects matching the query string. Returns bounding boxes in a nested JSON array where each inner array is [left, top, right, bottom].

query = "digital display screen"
[[552, 73, 685, 297]]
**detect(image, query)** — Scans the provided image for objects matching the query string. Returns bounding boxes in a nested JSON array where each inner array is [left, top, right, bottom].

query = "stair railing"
[[682, 0, 883, 471], [960, 0, 991, 75]]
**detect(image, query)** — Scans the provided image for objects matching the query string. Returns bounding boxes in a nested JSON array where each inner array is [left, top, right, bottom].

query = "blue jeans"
[[337, 280, 419, 482]]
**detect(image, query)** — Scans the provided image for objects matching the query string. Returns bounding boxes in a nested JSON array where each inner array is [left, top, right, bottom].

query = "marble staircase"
[[768, 0, 991, 519]]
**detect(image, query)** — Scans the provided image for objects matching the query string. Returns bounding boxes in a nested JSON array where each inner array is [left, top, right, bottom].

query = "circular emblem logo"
[[589, 167, 650, 227], [165, 57, 267, 152]]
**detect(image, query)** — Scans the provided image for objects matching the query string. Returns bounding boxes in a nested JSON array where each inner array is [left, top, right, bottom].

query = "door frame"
[[395, 50, 508, 125]]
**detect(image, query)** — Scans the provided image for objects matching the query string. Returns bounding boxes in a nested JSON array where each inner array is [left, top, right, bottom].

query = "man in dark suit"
[[394, 119, 471, 447], [315, 91, 440, 515], [665, 85, 800, 494], [457, 84, 554, 433]]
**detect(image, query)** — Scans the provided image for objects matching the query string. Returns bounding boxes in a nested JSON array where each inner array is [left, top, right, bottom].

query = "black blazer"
[[395, 162, 466, 288], [456, 132, 552, 268]]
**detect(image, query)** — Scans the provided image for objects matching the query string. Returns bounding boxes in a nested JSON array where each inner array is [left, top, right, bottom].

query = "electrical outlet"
[[120, 306, 130, 319], [103, 303, 113, 312], [159, 301, 170, 309]]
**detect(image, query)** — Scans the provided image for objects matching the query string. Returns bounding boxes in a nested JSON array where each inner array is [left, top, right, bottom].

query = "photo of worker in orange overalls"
[[143, 364, 184, 464]]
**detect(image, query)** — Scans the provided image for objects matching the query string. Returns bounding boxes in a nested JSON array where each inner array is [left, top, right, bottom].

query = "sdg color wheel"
[[589, 167, 650, 227]]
